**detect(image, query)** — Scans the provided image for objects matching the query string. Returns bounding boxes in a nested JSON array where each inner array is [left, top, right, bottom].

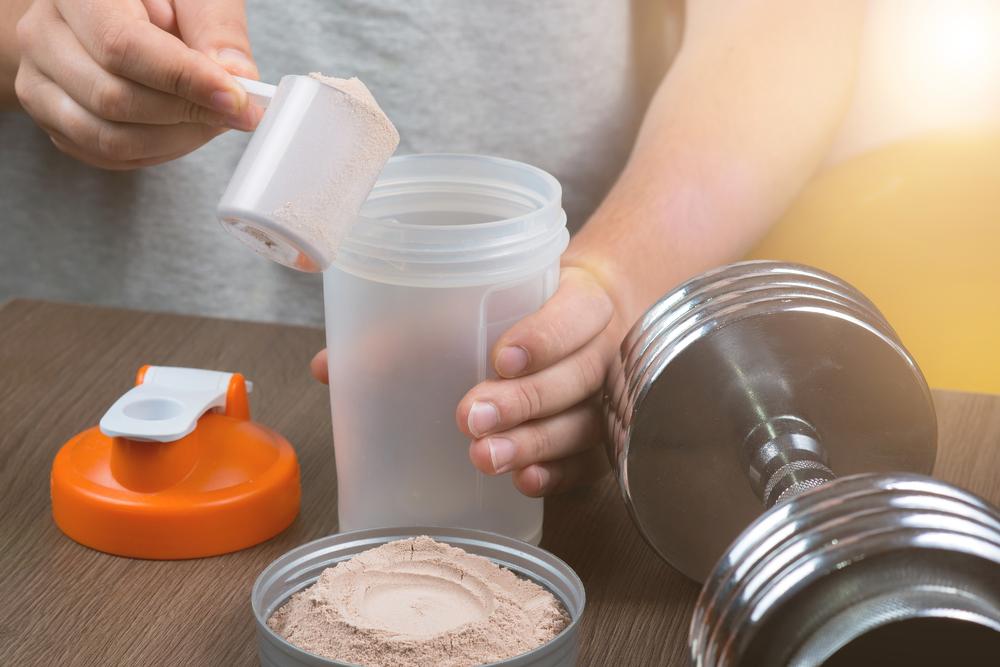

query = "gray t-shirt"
[[1, 1, 679, 325]]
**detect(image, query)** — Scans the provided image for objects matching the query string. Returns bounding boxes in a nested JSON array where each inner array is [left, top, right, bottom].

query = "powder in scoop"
[[309, 73, 384, 110], [268, 536, 570, 667], [269, 73, 399, 267]]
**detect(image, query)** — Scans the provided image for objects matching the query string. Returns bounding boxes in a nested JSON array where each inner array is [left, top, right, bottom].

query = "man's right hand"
[[14, 0, 262, 169]]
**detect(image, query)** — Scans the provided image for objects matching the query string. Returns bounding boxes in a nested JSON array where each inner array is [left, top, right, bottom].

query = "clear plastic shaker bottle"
[[323, 154, 569, 544]]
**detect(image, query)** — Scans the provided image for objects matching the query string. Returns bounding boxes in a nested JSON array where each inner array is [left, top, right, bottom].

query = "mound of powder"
[[270, 73, 399, 268], [267, 536, 571, 667]]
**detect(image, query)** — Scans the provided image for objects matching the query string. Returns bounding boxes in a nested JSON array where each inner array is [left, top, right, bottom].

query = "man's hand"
[[455, 266, 622, 497], [14, 0, 261, 169], [310, 264, 625, 498]]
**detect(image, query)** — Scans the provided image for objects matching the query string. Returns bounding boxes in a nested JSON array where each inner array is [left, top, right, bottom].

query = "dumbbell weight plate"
[[608, 261, 901, 487], [620, 287, 896, 431], [615, 300, 937, 582], [621, 265, 894, 379], [619, 261, 887, 366], [691, 473, 1000, 667], [607, 283, 898, 481]]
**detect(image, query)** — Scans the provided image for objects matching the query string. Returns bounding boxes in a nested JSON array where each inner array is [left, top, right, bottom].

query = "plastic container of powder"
[[252, 527, 585, 667]]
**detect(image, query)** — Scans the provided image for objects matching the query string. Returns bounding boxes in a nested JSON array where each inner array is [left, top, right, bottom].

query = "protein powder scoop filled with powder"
[[217, 74, 399, 272], [268, 536, 571, 667]]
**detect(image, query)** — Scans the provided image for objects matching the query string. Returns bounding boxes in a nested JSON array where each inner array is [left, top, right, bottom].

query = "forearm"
[[1, 0, 33, 109], [566, 0, 865, 324]]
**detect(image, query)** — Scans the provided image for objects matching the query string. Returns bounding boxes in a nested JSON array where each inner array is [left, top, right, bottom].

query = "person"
[[0, 1, 864, 497]]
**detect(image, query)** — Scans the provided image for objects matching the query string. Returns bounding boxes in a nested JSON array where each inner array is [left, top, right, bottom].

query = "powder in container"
[[268, 536, 570, 667]]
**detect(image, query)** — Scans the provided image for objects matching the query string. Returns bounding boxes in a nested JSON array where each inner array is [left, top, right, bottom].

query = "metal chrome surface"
[[603, 261, 938, 582], [690, 473, 1000, 667]]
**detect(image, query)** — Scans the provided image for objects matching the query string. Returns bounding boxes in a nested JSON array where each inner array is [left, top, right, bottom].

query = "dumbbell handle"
[[742, 416, 836, 508]]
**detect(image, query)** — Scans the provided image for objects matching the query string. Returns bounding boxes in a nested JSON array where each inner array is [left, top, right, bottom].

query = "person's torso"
[[0, 0, 679, 325]]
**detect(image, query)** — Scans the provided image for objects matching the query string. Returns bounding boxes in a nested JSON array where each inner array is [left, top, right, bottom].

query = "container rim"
[[252, 525, 586, 667], [357, 153, 563, 234], [331, 154, 569, 287]]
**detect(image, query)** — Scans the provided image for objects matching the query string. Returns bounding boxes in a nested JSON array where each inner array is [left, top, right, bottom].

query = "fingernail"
[[496, 346, 529, 378], [210, 90, 241, 115], [225, 104, 260, 131], [487, 438, 517, 473], [468, 401, 499, 437], [216, 48, 257, 77], [534, 466, 551, 492]]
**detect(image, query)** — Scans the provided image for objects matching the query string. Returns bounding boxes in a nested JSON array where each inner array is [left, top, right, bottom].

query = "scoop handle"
[[235, 76, 277, 108]]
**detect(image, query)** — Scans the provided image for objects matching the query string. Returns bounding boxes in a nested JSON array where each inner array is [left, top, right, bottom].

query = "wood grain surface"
[[1, 299, 997, 667]]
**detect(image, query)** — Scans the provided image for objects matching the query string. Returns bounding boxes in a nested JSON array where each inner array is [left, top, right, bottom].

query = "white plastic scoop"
[[235, 76, 278, 108], [217, 75, 399, 272]]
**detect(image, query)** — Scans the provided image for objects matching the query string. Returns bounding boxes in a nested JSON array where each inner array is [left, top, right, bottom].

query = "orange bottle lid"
[[51, 366, 300, 559]]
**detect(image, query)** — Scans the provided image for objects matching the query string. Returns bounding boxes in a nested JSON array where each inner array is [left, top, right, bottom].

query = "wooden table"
[[1, 299, 998, 666]]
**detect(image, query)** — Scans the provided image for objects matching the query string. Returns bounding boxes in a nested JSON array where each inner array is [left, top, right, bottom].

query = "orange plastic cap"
[[51, 367, 300, 559]]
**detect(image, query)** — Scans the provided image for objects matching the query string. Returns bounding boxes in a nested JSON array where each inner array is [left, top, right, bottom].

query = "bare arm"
[[0, 0, 32, 108], [450, 0, 867, 497], [567, 0, 866, 323]]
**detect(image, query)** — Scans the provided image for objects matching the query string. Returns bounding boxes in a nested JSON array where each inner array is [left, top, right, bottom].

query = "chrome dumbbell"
[[604, 261, 1000, 666]]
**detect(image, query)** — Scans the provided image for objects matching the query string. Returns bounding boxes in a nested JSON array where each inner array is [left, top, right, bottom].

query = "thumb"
[[173, 0, 259, 80], [310, 349, 329, 384]]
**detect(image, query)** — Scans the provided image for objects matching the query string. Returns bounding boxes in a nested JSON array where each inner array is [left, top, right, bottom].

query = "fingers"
[[174, 0, 258, 79], [54, 0, 249, 115], [458, 267, 617, 439], [468, 402, 601, 475], [22, 3, 246, 128], [468, 399, 609, 498], [15, 0, 257, 168], [492, 266, 614, 378], [139, 0, 177, 34], [49, 132, 195, 170], [17, 65, 226, 168], [457, 335, 612, 439], [310, 349, 329, 384], [457, 264, 620, 497], [512, 447, 609, 497]]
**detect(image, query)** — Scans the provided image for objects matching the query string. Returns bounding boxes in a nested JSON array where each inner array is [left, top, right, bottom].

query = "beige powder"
[[309, 73, 384, 109], [269, 73, 400, 268], [268, 536, 570, 667]]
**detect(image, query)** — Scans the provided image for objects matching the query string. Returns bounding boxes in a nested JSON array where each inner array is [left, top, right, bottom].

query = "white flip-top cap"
[[99, 366, 253, 442], [217, 75, 398, 272]]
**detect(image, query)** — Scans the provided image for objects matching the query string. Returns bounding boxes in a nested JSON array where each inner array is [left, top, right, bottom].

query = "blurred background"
[[751, 0, 1000, 395]]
